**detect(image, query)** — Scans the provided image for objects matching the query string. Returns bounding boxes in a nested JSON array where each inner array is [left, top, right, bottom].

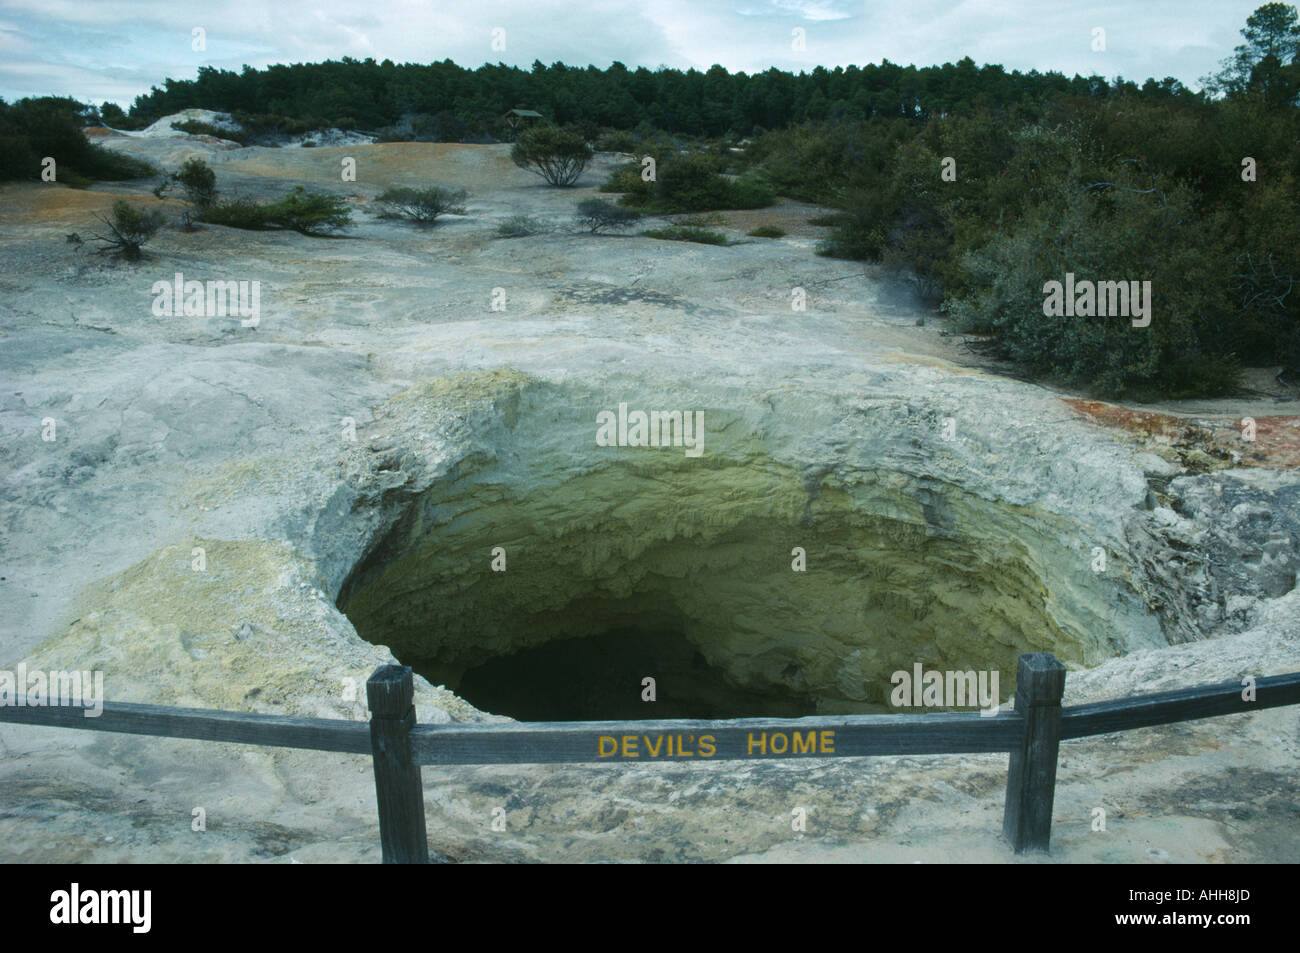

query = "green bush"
[[642, 225, 729, 245], [620, 153, 774, 213], [879, 199, 952, 303], [0, 96, 156, 183], [574, 199, 641, 233], [261, 187, 352, 234], [815, 186, 902, 260], [376, 186, 468, 225], [172, 119, 247, 145], [725, 175, 777, 209], [200, 188, 352, 235], [648, 154, 723, 211], [495, 215, 544, 237], [198, 198, 271, 229], [90, 199, 165, 260], [746, 118, 912, 204], [747, 225, 786, 238], [944, 171, 1240, 399], [593, 130, 640, 153], [599, 162, 653, 201], [174, 157, 218, 207], [511, 126, 593, 187]]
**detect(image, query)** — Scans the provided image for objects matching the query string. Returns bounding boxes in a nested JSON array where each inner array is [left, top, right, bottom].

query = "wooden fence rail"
[[2, 652, 1298, 863]]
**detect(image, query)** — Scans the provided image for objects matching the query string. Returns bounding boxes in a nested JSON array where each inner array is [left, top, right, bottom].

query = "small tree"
[[1203, 2, 1300, 98], [175, 157, 218, 208], [91, 199, 164, 260], [574, 198, 641, 233], [376, 186, 468, 225], [511, 126, 593, 187]]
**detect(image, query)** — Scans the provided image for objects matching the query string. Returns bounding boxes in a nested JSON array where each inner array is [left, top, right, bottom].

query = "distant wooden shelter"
[[503, 108, 544, 138]]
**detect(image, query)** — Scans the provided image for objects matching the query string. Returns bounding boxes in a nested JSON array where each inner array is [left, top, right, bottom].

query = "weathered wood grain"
[[0, 698, 371, 752], [410, 710, 1024, 765], [367, 665, 429, 864], [1002, 652, 1066, 854], [1061, 670, 1300, 739]]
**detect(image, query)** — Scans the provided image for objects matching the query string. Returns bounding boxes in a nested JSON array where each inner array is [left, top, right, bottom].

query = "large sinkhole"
[[338, 446, 1147, 721]]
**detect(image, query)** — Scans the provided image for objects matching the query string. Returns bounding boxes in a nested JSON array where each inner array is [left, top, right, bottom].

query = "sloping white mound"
[[135, 108, 242, 139]]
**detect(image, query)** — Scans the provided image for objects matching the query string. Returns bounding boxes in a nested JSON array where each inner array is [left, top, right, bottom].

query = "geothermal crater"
[[335, 379, 1157, 720]]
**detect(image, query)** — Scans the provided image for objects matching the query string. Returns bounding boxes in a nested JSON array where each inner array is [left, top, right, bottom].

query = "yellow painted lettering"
[[747, 732, 766, 755], [621, 735, 639, 757], [698, 734, 716, 757], [820, 730, 835, 753], [770, 732, 789, 754], [793, 731, 815, 754], [598, 736, 617, 757], [643, 734, 663, 757]]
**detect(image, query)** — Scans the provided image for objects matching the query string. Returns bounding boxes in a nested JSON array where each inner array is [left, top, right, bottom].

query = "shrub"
[[0, 96, 156, 183], [815, 186, 902, 260], [199, 198, 271, 230], [511, 126, 593, 187], [261, 187, 352, 234], [673, 212, 728, 227], [593, 130, 640, 153], [376, 186, 468, 225], [172, 119, 247, 145], [495, 215, 544, 237], [90, 199, 164, 260], [943, 173, 1240, 400], [574, 199, 641, 233], [725, 175, 776, 209], [747, 225, 786, 238], [174, 157, 218, 208], [620, 153, 775, 213], [599, 162, 653, 202], [199, 188, 352, 235], [642, 225, 729, 245], [225, 111, 311, 145], [648, 154, 722, 210], [879, 199, 952, 303]]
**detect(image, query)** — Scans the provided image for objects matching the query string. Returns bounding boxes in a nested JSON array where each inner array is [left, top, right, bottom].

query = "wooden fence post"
[[1002, 652, 1066, 854], [367, 665, 429, 864]]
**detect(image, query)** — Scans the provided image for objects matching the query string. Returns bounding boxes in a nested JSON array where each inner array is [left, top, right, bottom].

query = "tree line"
[[116, 56, 1203, 141], [2, 4, 1296, 399]]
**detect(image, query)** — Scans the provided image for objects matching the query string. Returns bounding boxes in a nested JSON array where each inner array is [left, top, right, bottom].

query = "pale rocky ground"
[[0, 123, 1296, 862]]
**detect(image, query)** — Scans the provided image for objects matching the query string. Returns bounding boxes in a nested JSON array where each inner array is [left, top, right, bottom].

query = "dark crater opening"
[[415, 625, 818, 721]]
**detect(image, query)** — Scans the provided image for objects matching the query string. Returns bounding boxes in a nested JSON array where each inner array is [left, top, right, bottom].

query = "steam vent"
[[2, 133, 1298, 865]]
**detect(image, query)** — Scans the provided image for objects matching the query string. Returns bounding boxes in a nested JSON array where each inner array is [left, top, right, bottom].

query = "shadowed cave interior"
[[423, 624, 818, 721]]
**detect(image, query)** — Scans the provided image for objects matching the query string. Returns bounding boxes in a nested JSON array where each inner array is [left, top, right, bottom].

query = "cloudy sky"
[[0, 0, 1267, 108]]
